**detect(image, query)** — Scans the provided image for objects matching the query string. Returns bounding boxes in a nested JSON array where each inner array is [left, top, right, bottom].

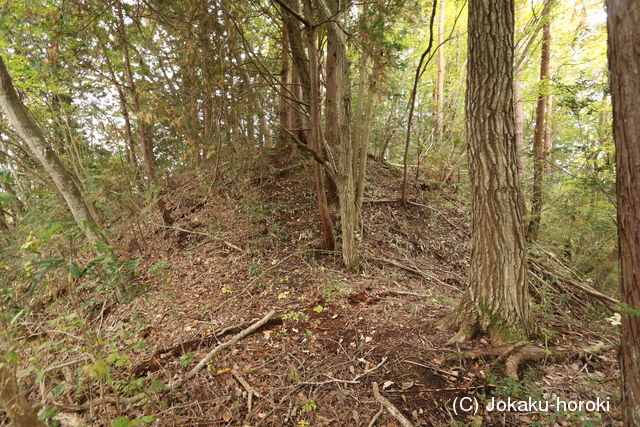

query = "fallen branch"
[[177, 310, 276, 387], [371, 382, 414, 427], [131, 316, 282, 376], [232, 369, 261, 415], [529, 258, 620, 311], [300, 357, 388, 386], [69, 311, 277, 412], [372, 257, 461, 291], [145, 221, 243, 252]]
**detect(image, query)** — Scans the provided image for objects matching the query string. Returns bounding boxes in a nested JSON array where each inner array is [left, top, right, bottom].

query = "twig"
[[368, 404, 384, 427], [145, 221, 243, 251], [67, 311, 278, 412], [41, 356, 90, 375], [445, 342, 527, 362], [300, 357, 388, 386], [371, 382, 414, 427], [372, 257, 461, 291], [386, 289, 431, 298], [406, 200, 466, 234], [232, 369, 261, 415], [529, 258, 620, 310], [242, 252, 300, 292]]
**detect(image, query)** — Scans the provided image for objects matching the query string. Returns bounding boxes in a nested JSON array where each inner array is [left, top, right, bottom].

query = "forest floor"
[[29, 156, 621, 426]]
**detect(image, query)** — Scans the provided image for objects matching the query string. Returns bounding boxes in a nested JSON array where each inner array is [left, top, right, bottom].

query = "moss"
[[477, 305, 531, 343]]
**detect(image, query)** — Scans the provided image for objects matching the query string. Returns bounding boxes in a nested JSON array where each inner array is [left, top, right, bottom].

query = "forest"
[[0, 0, 638, 425]]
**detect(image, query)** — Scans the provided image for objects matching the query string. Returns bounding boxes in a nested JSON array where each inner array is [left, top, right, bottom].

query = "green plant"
[[301, 400, 317, 413]]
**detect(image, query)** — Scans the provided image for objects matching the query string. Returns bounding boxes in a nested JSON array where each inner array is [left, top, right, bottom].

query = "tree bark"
[[447, 0, 534, 343], [0, 57, 107, 247], [514, 79, 524, 171], [304, 0, 335, 250], [323, 0, 339, 149], [607, 1, 640, 424], [527, 20, 552, 242], [316, 0, 360, 271], [277, 19, 292, 151]]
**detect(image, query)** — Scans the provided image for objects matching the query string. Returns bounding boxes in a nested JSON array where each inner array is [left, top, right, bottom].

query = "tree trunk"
[[283, 0, 310, 149], [446, 0, 534, 343], [316, 0, 360, 271], [276, 21, 292, 152], [355, 55, 380, 216], [277, 20, 292, 151], [115, 0, 173, 226], [607, 1, 640, 424], [304, 0, 335, 250], [436, 0, 446, 141], [324, 0, 338, 148], [527, 20, 552, 241], [543, 94, 554, 172], [0, 57, 107, 247], [100, 41, 138, 168], [401, 0, 438, 206], [514, 79, 524, 171]]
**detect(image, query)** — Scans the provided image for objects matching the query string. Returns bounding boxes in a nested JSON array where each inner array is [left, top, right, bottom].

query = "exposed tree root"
[[445, 341, 527, 362], [505, 346, 550, 379], [371, 382, 414, 427]]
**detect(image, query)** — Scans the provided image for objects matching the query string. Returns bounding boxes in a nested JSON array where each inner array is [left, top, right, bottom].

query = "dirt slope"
[[77, 157, 621, 426]]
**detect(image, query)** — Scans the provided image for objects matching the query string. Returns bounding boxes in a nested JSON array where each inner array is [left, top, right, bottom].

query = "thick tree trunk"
[[607, 1, 640, 424], [527, 20, 551, 241], [447, 0, 534, 343], [0, 57, 107, 247], [436, 0, 446, 141]]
